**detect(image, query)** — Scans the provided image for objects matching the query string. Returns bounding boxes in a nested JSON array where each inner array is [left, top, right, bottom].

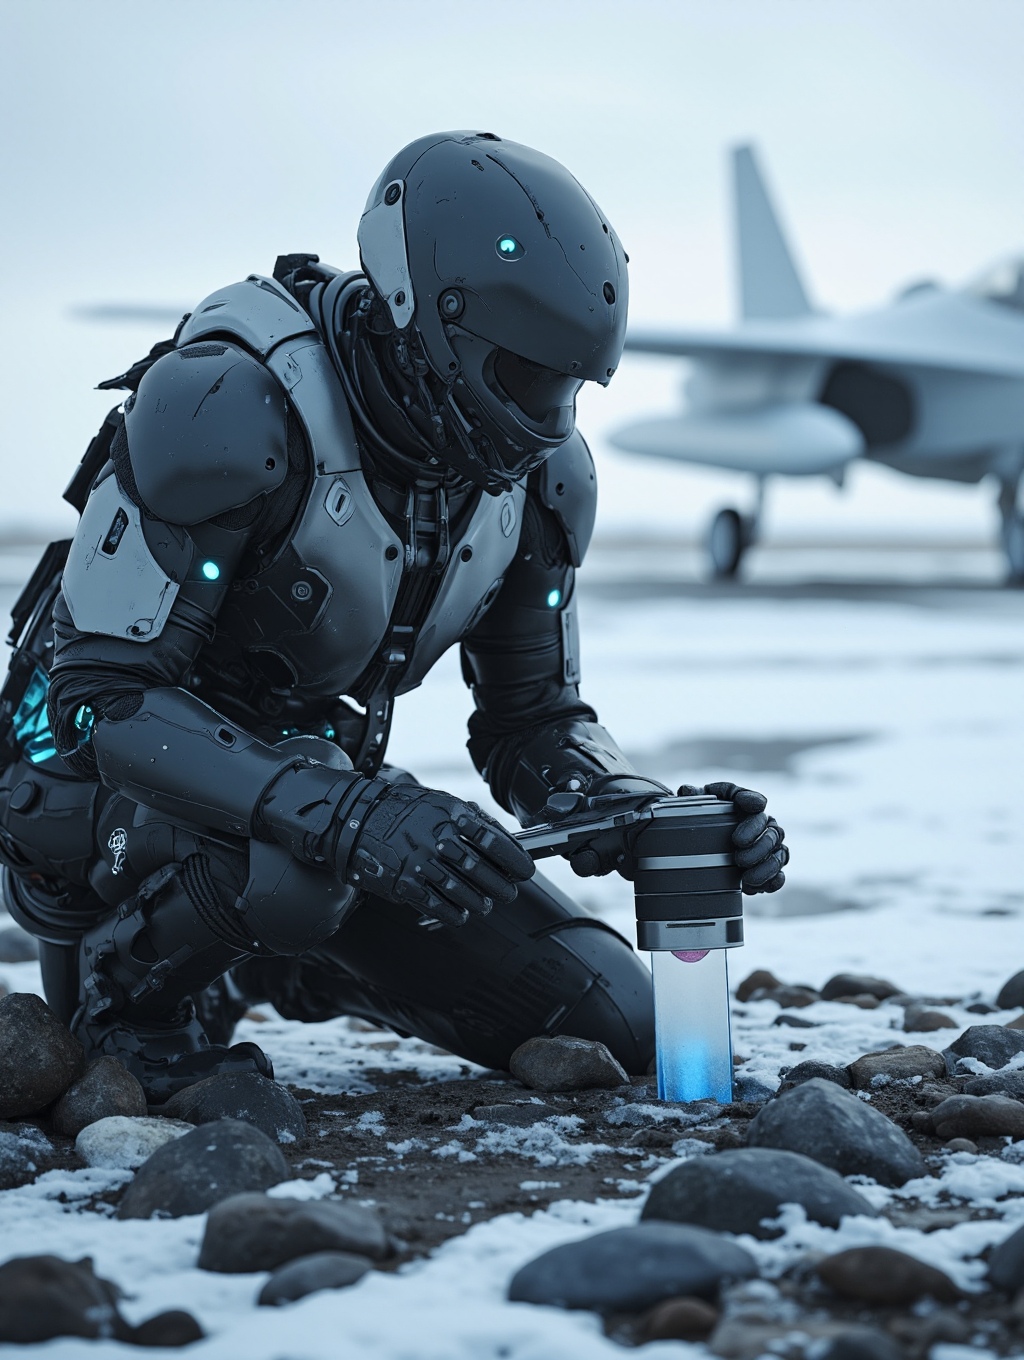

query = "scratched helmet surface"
[[357, 131, 628, 484]]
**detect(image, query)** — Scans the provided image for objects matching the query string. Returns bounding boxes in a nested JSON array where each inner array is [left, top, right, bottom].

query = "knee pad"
[[0, 759, 103, 887], [236, 840, 357, 956]]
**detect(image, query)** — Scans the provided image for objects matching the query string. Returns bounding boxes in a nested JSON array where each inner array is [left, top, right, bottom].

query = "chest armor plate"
[[178, 275, 525, 698]]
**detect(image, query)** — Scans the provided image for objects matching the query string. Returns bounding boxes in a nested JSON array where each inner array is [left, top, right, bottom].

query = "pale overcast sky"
[[1, 0, 1022, 533]]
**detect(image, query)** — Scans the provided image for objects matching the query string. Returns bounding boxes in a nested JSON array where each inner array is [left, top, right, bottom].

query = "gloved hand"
[[345, 783, 535, 927], [549, 782, 668, 881], [677, 781, 789, 894]]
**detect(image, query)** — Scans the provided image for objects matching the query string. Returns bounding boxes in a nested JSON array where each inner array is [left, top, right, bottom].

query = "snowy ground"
[[0, 544, 1021, 1357]]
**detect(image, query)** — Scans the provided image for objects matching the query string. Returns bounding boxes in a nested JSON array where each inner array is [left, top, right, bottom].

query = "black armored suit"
[[0, 132, 787, 1099]]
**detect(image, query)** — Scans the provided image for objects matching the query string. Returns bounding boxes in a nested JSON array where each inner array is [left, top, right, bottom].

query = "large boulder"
[[508, 1222, 756, 1313], [198, 1192, 388, 1272], [509, 1035, 628, 1091], [846, 1045, 945, 1089], [748, 1078, 926, 1186], [944, 1025, 1024, 1073], [118, 1119, 288, 1219], [0, 994, 84, 1118], [641, 1147, 876, 1239], [52, 1058, 147, 1138], [161, 1072, 306, 1145]]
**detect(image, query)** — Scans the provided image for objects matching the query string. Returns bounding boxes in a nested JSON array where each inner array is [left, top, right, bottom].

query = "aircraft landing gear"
[[998, 474, 1024, 586], [707, 479, 764, 579]]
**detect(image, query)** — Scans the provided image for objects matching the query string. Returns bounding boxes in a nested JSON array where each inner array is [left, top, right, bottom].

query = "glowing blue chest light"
[[546, 589, 561, 608], [201, 561, 221, 581]]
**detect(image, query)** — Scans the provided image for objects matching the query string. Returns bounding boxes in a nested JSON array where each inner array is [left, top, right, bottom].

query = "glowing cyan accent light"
[[201, 561, 221, 581], [495, 234, 525, 261], [546, 589, 561, 608]]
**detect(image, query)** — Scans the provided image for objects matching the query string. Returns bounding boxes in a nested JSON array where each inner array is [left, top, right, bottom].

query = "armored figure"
[[0, 132, 788, 1099]]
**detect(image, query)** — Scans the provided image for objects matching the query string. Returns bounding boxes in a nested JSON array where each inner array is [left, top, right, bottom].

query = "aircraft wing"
[[626, 289, 1024, 380]]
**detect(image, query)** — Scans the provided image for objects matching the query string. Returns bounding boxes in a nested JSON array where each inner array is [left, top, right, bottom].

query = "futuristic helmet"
[[356, 131, 628, 491]]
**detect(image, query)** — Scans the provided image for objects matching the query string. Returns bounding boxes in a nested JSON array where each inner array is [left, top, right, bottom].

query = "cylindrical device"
[[631, 796, 742, 1103]]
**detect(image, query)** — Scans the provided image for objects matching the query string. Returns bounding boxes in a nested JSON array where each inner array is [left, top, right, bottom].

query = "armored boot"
[[75, 856, 272, 1102]]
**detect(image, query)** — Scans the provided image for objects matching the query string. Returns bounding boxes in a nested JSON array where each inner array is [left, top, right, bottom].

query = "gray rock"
[[130, 1309, 204, 1346], [118, 1119, 288, 1219], [996, 969, 1024, 1011], [0, 926, 38, 963], [638, 1295, 720, 1342], [52, 1058, 147, 1138], [508, 1222, 756, 1313], [642, 1146, 875, 1239], [964, 1071, 1024, 1102], [820, 1329, 906, 1360], [258, 1251, 374, 1305], [903, 1005, 957, 1033], [509, 1035, 628, 1091], [710, 1319, 900, 1360], [751, 985, 818, 1009], [0, 1124, 52, 1190], [944, 1025, 1024, 1073], [778, 1061, 851, 1091], [0, 1254, 130, 1344], [945, 1138, 978, 1153], [735, 969, 782, 1003], [0, 993, 84, 1118], [748, 1078, 926, 1187], [472, 1102, 559, 1126], [847, 1045, 945, 1089], [817, 1246, 960, 1304], [198, 1191, 388, 1272], [772, 1014, 819, 1029], [820, 974, 900, 1002], [76, 1115, 192, 1170], [161, 1072, 306, 1145], [926, 1094, 1024, 1140], [988, 1221, 1024, 1293]]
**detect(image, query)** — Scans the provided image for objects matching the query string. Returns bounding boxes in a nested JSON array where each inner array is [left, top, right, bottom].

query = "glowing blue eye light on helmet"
[[201, 561, 220, 581], [546, 589, 561, 608], [495, 235, 525, 261]]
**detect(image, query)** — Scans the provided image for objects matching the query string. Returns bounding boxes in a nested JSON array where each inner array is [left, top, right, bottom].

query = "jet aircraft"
[[612, 146, 1024, 582]]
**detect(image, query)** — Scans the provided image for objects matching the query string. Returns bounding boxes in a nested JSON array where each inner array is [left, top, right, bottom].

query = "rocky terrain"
[[0, 933, 1021, 1356]]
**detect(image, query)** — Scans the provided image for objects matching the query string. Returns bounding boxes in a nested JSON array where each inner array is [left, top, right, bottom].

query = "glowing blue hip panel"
[[652, 948, 733, 1104]]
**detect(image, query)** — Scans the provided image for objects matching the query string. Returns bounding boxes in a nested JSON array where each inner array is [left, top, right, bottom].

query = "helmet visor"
[[492, 349, 582, 425]]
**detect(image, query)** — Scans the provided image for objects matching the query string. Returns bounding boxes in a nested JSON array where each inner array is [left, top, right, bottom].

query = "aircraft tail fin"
[[733, 144, 813, 320]]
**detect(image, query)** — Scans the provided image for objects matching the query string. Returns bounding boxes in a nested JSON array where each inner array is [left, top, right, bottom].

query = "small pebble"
[[161, 1072, 306, 1144], [52, 1058, 147, 1138], [945, 1137, 978, 1153], [258, 1251, 373, 1305], [735, 969, 782, 1003], [903, 1005, 957, 1032], [750, 985, 818, 1009], [996, 969, 1024, 1011], [638, 1295, 719, 1341], [817, 1245, 959, 1305], [820, 973, 901, 1002], [199, 1192, 388, 1272], [846, 1045, 945, 1089], [509, 1035, 628, 1092], [75, 1115, 192, 1170], [0, 1254, 130, 1344], [130, 1309, 204, 1347]]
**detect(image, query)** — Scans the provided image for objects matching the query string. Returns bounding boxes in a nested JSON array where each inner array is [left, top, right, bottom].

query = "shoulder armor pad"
[[177, 275, 316, 357], [536, 431, 597, 568], [62, 471, 179, 643], [125, 341, 288, 525]]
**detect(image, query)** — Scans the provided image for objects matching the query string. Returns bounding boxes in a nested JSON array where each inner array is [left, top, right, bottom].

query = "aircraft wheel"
[[1004, 512, 1024, 586], [708, 508, 745, 578]]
